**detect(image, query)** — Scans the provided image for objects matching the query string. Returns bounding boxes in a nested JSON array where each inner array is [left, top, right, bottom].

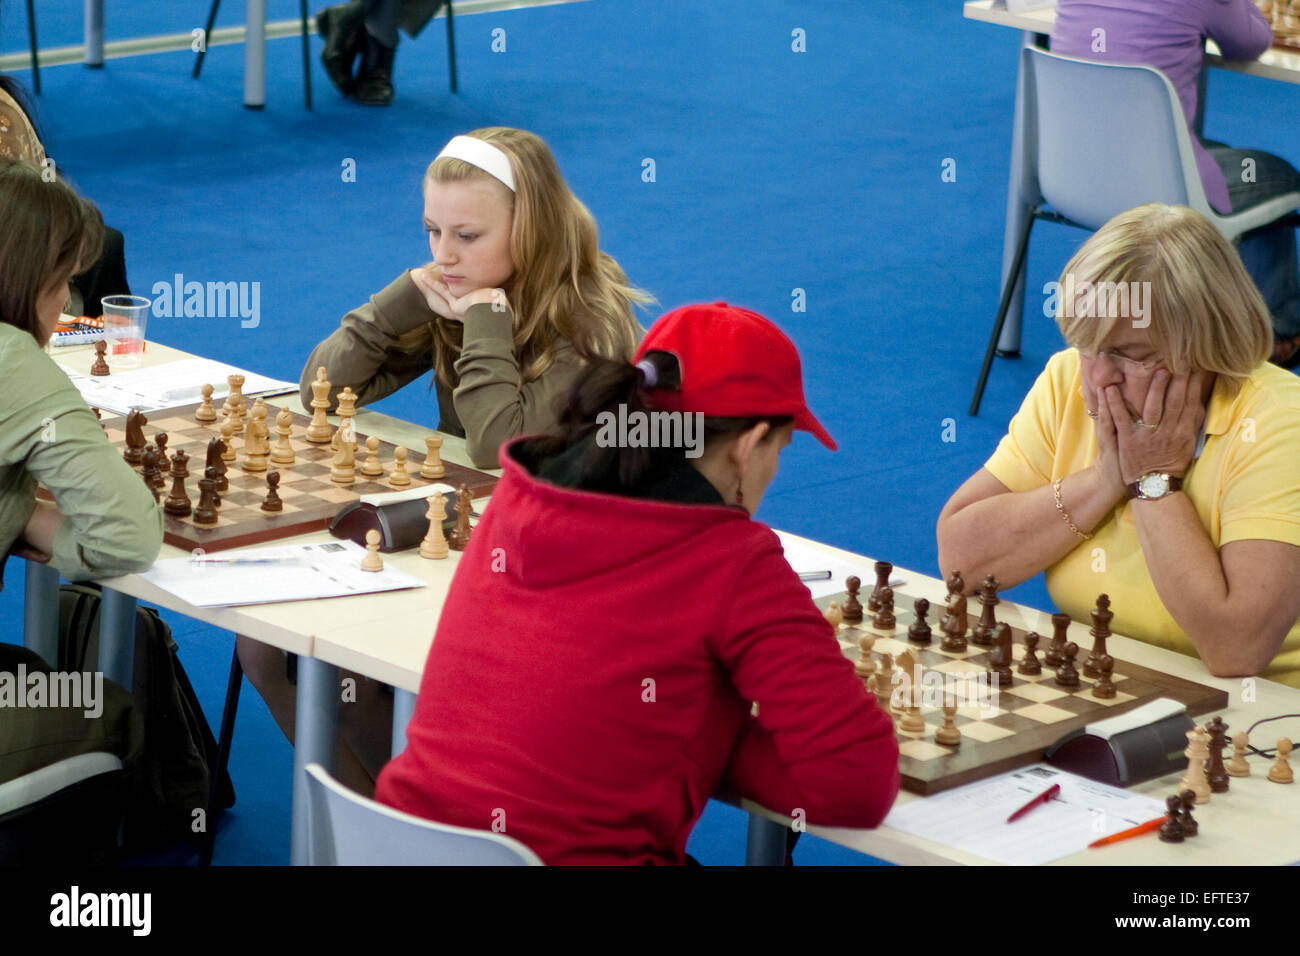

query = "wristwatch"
[[1127, 472, 1183, 501]]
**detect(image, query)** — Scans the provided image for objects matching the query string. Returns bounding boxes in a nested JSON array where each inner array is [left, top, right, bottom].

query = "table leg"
[[292, 656, 338, 865], [84, 0, 105, 68], [744, 812, 789, 866], [98, 588, 137, 690], [390, 688, 417, 758], [244, 0, 267, 109], [22, 561, 61, 665], [995, 30, 1046, 356]]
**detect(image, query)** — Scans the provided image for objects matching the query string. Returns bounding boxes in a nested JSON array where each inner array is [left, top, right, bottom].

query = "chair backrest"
[[1024, 46, 1213, 230], [304, 763, 544, 866]]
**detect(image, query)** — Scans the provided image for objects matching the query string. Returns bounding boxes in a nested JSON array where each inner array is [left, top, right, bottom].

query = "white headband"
[[435, 135, 516, 192]]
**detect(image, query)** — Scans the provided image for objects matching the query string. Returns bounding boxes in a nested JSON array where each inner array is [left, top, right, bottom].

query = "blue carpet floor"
[[2, 0, 1298, 865]]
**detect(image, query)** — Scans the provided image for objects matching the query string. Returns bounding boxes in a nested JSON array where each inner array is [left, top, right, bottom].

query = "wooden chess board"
[[104, 402, 497, 553], [818, 588, 1228, 795], [1254, 0, 1300, 50]]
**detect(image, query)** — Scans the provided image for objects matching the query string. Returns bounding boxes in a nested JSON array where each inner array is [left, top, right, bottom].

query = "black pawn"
[[1178, 790, 1199, 837], [204, 465, 223, 506], [1018, 632, 1042, 675], [1158, 795, 1185, 843], [261, 471, 283, 513], [1055, 641, 1080, 688], [842, 576, 863, 624], [907, 597, 932, 644], [193, 478, 219, 525]]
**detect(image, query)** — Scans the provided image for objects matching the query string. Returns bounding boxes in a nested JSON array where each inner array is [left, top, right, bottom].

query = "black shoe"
[[353, 30, 396, 106], [317, 2, 364, 96]]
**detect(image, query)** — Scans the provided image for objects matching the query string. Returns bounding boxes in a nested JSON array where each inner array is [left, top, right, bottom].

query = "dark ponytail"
[[532, 351, 792, 492]]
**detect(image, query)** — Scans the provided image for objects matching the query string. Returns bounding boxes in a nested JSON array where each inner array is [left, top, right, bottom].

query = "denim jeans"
[[1204, 140, 1300, 338]]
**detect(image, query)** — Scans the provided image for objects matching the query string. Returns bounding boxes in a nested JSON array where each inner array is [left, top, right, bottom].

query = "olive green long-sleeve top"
[[0, 326, 163, 587], [300, 272, 588, 469]]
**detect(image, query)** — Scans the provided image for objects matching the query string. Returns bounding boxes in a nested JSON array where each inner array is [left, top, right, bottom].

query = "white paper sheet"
[[140, 540, 428, 607], [59, 358, 297, 415], [883, 764, 1167, 865], [774, 530, 905, 598]]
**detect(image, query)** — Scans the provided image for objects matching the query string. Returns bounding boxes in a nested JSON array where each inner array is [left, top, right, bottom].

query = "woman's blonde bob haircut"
[[400, 127, 650, 387], [1055, 204, 1272, 390]]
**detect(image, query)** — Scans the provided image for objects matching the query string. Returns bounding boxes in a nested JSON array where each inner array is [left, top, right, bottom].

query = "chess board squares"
[[898, 738, 957, 761], [956, 720, 1018, 744]]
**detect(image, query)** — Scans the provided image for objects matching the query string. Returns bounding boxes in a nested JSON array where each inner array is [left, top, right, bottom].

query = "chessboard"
[[819, 577, 1229, 796], [1254, 0, 1300, 50], [104, 401, 498, 553]]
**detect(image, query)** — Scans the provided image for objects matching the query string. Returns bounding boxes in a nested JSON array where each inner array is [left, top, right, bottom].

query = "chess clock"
[[1045, 698, 1194, 786]]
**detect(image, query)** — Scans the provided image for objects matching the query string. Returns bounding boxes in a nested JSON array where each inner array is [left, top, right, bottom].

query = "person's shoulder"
[[1234, 363, 1300, 419]]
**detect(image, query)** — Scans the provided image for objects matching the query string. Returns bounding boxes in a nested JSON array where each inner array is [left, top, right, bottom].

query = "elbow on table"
[[464, 433, 505, 470]]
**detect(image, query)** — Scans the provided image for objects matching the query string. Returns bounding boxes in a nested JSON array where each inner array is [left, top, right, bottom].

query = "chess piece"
[[220, 419, 236, 462], [206, 437, 229, 491], [306, 366, 333, 443], [261, 471, 283, 512], [330, 421, 357, 484], [945, 570, 964, 600], [1091, 655, 1116, 699], [1205, 716, 1230, 793], [361, 435, 384, 477], [90, 340, 110, 376], [900, 704, 926, 735], [196, 384, 218, 422], [421, 434, 446, 479], [1085, 593, 1112, 678], [907, 597, 932, 644], [946, 575, 968, 636], [971, 575, 1000, 645], [854, 633, 877, 683], [988, 622, 1014, 688], [335, 386, 358, 422], [872, 651, 894, 704], [193, 478, 219, 525], [1158, 796, 1185, 843], [122, 410, 147, 465], [271, 408, 295, 465], [940, 592, 968, 652], [164, 450, 192, 517], [935, 702, 961, 746], [448, 485, 473, 551], [867, 561, 892, 613], [824, 602, 843, 631], [1045, 612, 1070, 667], [895, 649, 921, 710], [242, 402, 269, 472], [390, 446, 412, 486], [1180, 728, 1212, 803], [154, 431, 169, 464], [225, 375, 247, 434], [419, 493, 449, 559], [204, 465, 223, 506], [1226, 731, 1251, 777], [1178, 790, 1198, 837], [1054, 641, 1080, 687], [140, 445, 162, 502], [872, 586, 895, 630], [360, 529, 384, 572], [1268, 738, 1294, 784], [842, 576, 863, 624], [1018, 632, 1042, 675]]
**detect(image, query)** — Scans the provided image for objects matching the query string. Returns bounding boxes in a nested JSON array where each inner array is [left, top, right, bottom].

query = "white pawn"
[[1226, 730, 1251, 777], [361, 529, 384, 572], [390, 446, 411, 486], [854, 633, 876, 682], [823, 601, 843, 631], [935, 703, 961, 746], [1269, 738, 1294, 784], [196, 384, 218, 422], [270, 407, 295, 465], [420, 494, 449, 559], [361, 435, 384, 477]]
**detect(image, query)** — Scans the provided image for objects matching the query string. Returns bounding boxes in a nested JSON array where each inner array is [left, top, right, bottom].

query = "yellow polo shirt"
[[985, 349, 1300, 688]]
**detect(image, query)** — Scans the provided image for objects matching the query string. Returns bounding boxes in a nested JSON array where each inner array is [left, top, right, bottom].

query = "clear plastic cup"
[[101, 295, 151, 369]]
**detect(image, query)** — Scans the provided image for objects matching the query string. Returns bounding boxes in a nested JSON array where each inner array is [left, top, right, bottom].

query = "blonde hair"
[[1055, 204, 1272, 390], [401, 127, 651, 386]]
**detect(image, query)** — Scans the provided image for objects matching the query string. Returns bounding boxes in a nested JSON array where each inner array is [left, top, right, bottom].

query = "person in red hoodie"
[[375, 302, 900, 865]]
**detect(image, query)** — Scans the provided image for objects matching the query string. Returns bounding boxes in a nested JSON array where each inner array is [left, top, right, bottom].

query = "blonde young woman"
[[249, 128, 649, 794], [938, 204, 1300, 688], [301, 126, 649, 469]]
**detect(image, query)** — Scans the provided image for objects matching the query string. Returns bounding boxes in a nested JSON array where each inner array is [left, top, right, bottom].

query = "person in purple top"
[[1052, 0, 1300, 368]]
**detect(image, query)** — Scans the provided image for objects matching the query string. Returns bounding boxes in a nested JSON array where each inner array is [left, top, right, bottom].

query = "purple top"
[[1051, 0, 1273, 214]]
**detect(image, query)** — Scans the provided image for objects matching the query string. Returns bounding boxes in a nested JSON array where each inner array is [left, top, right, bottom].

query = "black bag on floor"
[[57, 583, 235, 850]]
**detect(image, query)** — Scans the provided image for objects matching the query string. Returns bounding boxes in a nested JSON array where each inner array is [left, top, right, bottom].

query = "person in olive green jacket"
[[0, 158, 161, 585]]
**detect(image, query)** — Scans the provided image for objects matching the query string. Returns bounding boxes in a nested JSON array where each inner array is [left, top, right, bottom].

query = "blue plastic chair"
[[303, 763, 544, 865], [970, 45, 1300, 415]]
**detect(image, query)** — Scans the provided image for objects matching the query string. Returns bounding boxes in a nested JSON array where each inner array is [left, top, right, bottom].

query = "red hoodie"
[[375, 439, 900, 865]]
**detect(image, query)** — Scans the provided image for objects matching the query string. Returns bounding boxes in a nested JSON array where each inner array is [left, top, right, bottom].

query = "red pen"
[[1006, 783, 1061, 822]]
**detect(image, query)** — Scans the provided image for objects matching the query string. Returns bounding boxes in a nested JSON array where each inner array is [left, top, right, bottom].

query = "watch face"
[[1139, 473, 1169, 498]]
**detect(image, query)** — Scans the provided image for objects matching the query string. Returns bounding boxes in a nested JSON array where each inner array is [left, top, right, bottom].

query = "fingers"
[[1140, 368, 1169, 428]]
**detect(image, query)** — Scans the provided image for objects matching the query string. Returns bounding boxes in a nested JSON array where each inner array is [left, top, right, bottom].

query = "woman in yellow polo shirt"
[[938, 204, 1300, 688]]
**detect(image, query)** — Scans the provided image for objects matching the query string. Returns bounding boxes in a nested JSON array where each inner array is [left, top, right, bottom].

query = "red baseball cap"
[[634, 302, 837, 451]]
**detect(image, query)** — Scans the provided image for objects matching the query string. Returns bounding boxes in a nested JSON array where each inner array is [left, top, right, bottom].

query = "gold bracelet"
[[1053, 478, 1091, 541]]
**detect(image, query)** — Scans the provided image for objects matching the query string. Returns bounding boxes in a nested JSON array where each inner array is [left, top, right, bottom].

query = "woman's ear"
[[729, 421, 772, 473]]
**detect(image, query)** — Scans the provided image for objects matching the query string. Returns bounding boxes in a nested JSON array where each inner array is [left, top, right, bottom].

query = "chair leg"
[[25, 0, 40, 94], [300, 0, 312, 109], [969, 211, 1037, 417], [445, 0, 457, 93], [194, 0, 223, 79], [199, 645, 244, 867]]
